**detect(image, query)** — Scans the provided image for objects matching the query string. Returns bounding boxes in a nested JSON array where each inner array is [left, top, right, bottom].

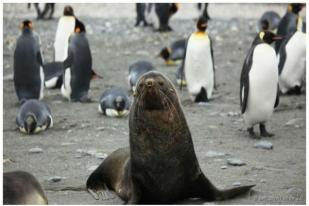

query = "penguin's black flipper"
[[64, 49, 73, 69], [179, 35, 190, 90], [37, 52, 43, 66], [274, 85, 280, 108], [278, 32, 294, 74], [209, 35, 216, 90], [43, 62, 65, 81], [240, 47, 254, 114]]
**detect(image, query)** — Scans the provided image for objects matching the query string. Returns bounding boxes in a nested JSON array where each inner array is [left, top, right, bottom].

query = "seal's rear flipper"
[[192, 173, 255, 201], [215, 184, 255, 200]]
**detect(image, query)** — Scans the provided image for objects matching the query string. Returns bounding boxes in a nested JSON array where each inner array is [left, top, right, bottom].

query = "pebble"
[[232, 182, 241, 186], [227, 158, 246, 166], [260, 179, 266, 183], [221, 165, 227, 169], [94, 152, 108, 159], [3, 73, 13, 81], [28, 148, 43, 154], [206, 151, 226, 158], [48, 176, 65, 183], [96, 127, 105, 131], [208, 125, 218, 129], [285, 118, 303, 126], [61, 142, 76, 146], [88, 165, 99, 171], [254, 141, 273, 150]]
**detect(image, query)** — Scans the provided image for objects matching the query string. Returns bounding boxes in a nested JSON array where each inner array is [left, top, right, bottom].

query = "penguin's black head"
[[20, 20, 33, 31], [75, 19, 86, 33], [197, 17, 208, 32], [63, 5, 74, 16], [261, 20, 269, 31], [159, 47, 171, 61], [169, 3, 179, 15], [114, 96, 126, 112], [259, 31, 282, 44], [288, 3, 305, 14], [24, 113, 37, 134]]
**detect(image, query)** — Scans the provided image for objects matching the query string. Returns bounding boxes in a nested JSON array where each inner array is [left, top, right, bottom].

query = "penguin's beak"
[[272, 35, 283, 41]]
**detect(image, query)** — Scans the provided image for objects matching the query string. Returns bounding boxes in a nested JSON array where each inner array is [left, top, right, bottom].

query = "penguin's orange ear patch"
[[75, 27, 81, 33]]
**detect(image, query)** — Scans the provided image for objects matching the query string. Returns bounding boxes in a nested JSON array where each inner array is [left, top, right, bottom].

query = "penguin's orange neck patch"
[[75, 27, 81, 33], [194, 31, 207, 37]]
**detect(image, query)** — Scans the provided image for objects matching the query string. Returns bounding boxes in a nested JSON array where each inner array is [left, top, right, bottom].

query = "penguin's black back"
[[68, 33, 92, 101], [275, 12, 298, 52], [14, 31, 42, 101]]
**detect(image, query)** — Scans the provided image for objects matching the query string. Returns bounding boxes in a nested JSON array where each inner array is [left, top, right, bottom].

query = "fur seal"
[[3, 171, 48, 204], [86, 71, 254, 204], [16, 99, 53, 134]]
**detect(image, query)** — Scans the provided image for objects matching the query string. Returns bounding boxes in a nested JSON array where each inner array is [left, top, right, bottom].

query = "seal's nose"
[[145, 78, 155, 88]]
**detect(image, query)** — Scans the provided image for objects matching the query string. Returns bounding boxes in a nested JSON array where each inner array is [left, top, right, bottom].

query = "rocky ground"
[[3, 3, 306, 205]]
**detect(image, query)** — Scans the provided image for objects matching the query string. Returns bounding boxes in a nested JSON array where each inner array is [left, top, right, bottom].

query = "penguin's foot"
[[259, 123, 274, 137], [286, 86, 302, 95], [247, 127, 259, 138]]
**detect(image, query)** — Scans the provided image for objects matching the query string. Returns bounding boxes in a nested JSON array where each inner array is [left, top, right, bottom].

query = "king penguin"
[[4, 171, 48, 204], [275, 3, 305, 52], [146, 3, 178, 32], [98, 87, 131, 117], [128, 60, 155, 91], [277, 19, 306, 94], [258, 11, 281, 32], [182, 17, 215, 103], [158, 38, 186, 65], [16, 99, 53, 134], [61, 19, 93, 102], [240, 31, 281, 137], [14, 20, 44, 104], [46, 5, 76, 89]]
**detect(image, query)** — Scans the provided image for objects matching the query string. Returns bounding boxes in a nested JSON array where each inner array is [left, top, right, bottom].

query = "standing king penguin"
[[275, 3, 305, 52], [182, 17, 215, 102], [61, 19, 93, 102], [14, 20, 44, 104], [240, 31, 281, 137], [46, 5, 76, 88], [277, 19, 306, 94]]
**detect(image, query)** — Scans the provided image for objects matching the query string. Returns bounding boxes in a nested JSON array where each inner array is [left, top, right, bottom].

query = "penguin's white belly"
[[61, 68, 72, 100], [279, 31, 306, 93], [54, 17, 75, 61], [244, 44, 278, 127], [185, 37, 214, 100], [39, 66, 44, 100]]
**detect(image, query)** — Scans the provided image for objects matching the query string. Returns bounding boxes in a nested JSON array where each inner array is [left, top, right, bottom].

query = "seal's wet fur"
[[86, 71, 255, 204]]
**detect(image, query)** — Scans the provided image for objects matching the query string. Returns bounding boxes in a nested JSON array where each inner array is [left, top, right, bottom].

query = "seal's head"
[[133, 71, 179, 112]]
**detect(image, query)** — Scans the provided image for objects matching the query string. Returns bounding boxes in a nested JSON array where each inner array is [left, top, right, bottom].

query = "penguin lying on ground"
[[4, 171, 48, 204], [16, 99, 53, 134], [275, 3, 305, 52], [98, 87, 131, 117], [258, 11, 281, 32], [61, 19, 93, 102], [182, 17, 216, 103], [277, 22, 306, 95], [146, 3, 178, 32], [240, 31, 281, 138], [14, 20, 44, 104], [128, 61, 155, 92], [158, 39, 186, 65]]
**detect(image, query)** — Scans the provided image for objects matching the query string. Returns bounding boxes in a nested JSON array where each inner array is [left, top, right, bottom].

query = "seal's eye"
[[159, 81, 164, 86]]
